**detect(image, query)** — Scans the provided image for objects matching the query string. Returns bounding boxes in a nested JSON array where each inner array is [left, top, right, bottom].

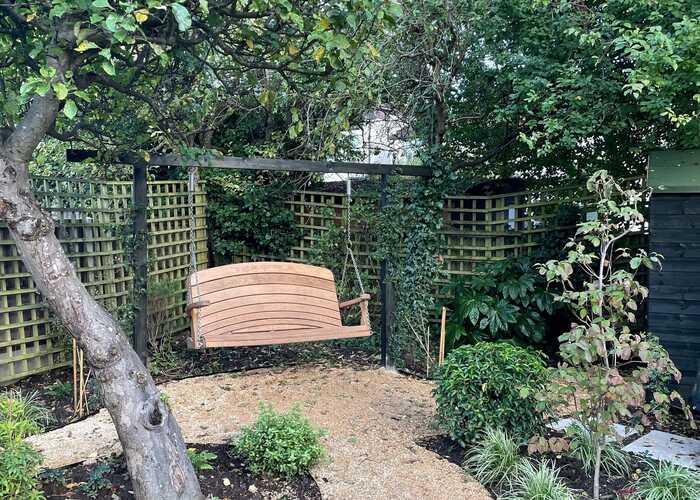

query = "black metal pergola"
[[67, 149, 432, 368]]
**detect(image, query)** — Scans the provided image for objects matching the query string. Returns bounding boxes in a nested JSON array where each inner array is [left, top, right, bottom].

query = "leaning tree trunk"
[[0, 95, 203, 500]]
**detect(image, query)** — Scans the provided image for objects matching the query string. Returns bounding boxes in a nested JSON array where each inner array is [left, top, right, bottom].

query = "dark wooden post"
[[132, 160, 148, 364], [378, 174, 394, 368]]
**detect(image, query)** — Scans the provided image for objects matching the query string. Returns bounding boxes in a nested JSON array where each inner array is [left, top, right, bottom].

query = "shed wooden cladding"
[[649, 194, 700, 397], [187, 262, 371, 348]]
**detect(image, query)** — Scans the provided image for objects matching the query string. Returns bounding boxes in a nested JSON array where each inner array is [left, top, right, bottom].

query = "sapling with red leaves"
[[533, 170, 693, 500]]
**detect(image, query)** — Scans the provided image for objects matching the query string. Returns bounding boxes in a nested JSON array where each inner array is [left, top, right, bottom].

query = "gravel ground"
[[28, 364, 490, 500]]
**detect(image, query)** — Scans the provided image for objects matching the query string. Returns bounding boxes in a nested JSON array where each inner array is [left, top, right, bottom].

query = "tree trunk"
[[593, 439, 602, 500], [0, 97, 203, 500]]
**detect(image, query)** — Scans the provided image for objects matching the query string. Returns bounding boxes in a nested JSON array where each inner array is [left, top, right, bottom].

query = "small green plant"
[[566, 424, 629, 477], [630, 461, 700, 500], [159, 391, 171, 407], [0, 390, 50, 441], [232, 403, 325, 478], [39, 468, 66, 486], [463, 428, 522, 487], [433, 342, 549, 445], [187, 448, 217, 471], [77, 462, 113, 498], [0, 439, 44, 499], [504, 460, 575, 500], [44, 381, 73, 400]]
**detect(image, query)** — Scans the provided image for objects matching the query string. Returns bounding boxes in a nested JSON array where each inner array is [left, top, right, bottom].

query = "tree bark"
[[0, 94, 203, 499]]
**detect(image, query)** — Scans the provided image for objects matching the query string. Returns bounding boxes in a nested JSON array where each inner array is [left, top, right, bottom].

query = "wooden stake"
[[439, 307, 447, 365]]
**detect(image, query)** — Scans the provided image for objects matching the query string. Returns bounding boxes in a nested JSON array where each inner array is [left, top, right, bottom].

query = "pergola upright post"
[[132, 159, 149, 364], [379, 174, 394, 368]]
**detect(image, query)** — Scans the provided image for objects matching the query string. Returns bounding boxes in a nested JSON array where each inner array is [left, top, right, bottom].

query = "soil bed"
[[40, 442, 321, 500], [418, 433, 654, 499]]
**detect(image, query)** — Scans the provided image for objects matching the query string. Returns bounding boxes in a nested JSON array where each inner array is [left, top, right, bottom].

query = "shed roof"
[[648, 150, 700, 193]]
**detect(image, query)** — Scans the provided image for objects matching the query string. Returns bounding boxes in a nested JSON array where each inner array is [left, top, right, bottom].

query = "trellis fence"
[[0, 177, 207, 383], [234, 179, 647, 290]]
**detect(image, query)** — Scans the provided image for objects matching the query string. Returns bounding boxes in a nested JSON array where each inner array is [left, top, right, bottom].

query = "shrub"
[[232, 404, 325, 478], [0, 439, 44, 499], [433, 342, 549, 445], [464, 428, 522, 487], [630, 461, 700, 500], [442, 257, 556, 348], [504, 460, 575, 500], [566, 424, 629, 477]]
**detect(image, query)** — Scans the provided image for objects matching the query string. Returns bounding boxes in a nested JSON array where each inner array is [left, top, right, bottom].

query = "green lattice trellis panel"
[[0, 177, 207, 383]]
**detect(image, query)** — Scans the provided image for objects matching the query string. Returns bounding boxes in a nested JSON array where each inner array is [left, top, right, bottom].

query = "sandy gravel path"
[[28, 365, 489, 500]]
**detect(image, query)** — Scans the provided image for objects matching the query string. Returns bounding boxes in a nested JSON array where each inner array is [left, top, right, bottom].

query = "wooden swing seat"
[[186, 262, 371, 348]]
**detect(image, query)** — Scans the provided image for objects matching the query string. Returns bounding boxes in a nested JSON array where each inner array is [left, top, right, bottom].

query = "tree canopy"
[[379, 0, 700, 180]]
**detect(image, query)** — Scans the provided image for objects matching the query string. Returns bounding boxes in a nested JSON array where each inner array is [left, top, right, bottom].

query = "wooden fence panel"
[[0, 177, 207, 383]]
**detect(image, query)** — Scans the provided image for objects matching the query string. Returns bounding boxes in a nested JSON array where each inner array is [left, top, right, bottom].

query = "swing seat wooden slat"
[[186, 262, 371, 348]]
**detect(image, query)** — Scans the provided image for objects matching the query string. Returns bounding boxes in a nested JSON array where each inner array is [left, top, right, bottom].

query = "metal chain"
[[187, 166, 203, 347], [338, 178, 370, 328]]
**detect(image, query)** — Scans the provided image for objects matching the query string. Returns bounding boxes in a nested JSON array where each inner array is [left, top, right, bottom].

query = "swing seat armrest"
[[338, 294, 371, 310], [186, 300, 210, 316]]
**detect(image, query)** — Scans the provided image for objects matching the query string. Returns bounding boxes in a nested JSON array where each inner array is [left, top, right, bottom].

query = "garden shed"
[[648, 149, 700, 399]]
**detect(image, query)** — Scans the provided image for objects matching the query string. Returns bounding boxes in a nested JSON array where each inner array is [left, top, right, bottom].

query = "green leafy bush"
[[232, 404, 325, 478], [0, 439, 44, 499], [434, 342, 549, 445], [464, 428, 522, 487], [630, 461, 700, 500], [442, 257, 555, 348]]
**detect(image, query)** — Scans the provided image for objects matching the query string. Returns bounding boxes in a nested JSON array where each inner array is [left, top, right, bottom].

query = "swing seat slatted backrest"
[[187, 262, 371, 348]]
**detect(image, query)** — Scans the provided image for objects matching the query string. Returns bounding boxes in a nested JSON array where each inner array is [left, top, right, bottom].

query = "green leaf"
[[92, 0, 111, 8], [52, 82, 68, 100], [101, 60, 116, 76], [171, 3, 192, 32], [63, 99, 78, 119]]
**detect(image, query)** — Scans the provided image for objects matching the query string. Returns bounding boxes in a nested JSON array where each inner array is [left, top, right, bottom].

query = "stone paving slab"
[[548, 417, 638, 441], [623, 430, 700, 470]]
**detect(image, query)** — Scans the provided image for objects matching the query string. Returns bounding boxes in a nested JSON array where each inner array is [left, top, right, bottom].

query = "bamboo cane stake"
[[72, 338, 78, 413], [78, 348, 85, 417], [439, 307, 447, 365]]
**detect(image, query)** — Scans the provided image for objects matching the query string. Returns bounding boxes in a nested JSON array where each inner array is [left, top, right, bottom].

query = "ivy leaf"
[[92, 0, 111, 8], [63, 99, 77, 119], [171, 4, 191, 32], [101, 60, 116, 76], [313, 46, 325, 63], [75, 40, 99, 53], [134, 9, 149, 23]]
